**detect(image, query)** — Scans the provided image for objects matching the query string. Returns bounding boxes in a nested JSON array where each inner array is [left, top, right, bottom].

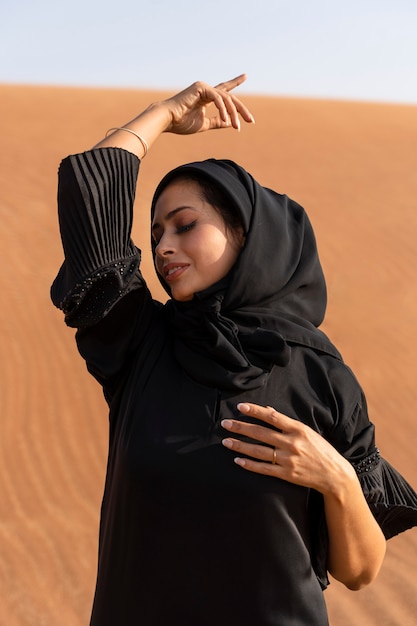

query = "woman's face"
[[152, 179, 244, 301]]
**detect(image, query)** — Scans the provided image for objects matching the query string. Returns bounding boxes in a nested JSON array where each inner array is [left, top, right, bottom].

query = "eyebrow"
[[151, 205, 196, 233]]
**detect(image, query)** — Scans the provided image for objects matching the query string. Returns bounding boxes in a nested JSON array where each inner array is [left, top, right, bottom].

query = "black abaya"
[[51, 148, 417, 626]]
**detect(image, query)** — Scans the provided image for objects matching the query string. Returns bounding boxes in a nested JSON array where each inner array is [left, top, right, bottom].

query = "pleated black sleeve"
[[51, 148, 156, 384], [51, 148, 144, 326]]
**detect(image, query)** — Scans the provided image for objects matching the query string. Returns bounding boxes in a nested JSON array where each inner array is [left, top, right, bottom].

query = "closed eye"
[[176, 220, 196, 234]]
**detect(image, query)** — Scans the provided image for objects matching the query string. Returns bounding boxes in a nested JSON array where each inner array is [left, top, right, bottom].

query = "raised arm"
[[52, 75, 254, 382], [93, 74, 255, 158]]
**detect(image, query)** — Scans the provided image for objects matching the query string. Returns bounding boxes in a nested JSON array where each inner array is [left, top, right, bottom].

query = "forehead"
[[152, 178, 211, 223], [154, 178, 201, 204]]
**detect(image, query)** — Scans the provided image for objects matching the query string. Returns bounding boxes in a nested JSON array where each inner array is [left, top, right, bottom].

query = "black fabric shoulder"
[[320, 359, 375, 461]]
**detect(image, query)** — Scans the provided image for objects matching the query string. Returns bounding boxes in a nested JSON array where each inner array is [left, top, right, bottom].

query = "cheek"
[[197, 233, 230, 263], [206, 235, 240, 274], [154, 255, 166, 278]]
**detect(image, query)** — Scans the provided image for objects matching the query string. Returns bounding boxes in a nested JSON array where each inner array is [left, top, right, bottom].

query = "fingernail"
[[222, 438, 233, 448], [234, 457, 246, 467], [237, 403, 249, 412], [221, 419, 233, 429]]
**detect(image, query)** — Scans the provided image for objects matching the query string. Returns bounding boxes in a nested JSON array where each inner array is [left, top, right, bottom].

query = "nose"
[[155, 232, 175, 258]]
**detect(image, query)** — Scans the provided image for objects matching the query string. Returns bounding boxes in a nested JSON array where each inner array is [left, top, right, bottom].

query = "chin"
[[172, 293, 194, 302], [170, 285, 193, 302]]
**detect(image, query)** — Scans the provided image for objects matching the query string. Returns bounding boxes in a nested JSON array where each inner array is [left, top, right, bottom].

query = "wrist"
[[160, 97, 185, 132], [322, 460, 358, 503], [140, 100, 173, 133]]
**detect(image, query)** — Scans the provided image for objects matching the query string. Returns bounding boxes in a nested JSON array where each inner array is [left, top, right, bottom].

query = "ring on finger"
[[272, 447, 277, 465]]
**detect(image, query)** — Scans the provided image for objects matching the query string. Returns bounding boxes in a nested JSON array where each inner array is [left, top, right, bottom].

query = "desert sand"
[[1, 83, 417, 625]]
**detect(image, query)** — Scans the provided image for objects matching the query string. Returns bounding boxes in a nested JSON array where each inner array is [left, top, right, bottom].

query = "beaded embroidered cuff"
[[351, 448, 381, 475], [60, 257, 140, 327]]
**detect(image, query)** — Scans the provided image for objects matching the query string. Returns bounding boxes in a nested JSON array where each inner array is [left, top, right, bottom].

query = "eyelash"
[[153, 220, 196, 245], [176, 220, 196, 235]]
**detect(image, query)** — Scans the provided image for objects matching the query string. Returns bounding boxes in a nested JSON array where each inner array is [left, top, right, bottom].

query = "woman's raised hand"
[[164, 74, 255, 135], [94, 74, 254, 158]]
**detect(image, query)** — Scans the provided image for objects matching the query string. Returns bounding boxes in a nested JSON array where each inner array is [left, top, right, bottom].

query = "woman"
[[51, 75, 417, 625]]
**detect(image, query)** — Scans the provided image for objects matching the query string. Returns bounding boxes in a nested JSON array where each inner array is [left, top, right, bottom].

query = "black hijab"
[[151, 159, 340, 391]]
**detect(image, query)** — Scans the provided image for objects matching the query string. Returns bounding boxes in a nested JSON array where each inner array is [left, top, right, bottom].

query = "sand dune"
[[1, 83, 417, 625]]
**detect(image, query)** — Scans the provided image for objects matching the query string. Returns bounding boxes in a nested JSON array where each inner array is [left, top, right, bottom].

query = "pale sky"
[[2, 0, 417, 103]]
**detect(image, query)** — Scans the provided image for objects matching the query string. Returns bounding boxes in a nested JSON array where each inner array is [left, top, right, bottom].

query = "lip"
[[163, 262, 190, 282]]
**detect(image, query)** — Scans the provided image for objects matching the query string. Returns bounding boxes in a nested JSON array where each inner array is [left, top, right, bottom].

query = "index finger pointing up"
[[214, 73, 247, 92]]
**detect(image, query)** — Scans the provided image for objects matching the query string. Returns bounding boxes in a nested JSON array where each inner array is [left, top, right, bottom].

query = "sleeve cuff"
[[353, 449, 417, 539], [51, 253, 142, 328]]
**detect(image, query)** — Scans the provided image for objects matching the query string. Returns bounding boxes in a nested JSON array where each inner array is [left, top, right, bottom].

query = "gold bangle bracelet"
[[105, 127, 148, 158]]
